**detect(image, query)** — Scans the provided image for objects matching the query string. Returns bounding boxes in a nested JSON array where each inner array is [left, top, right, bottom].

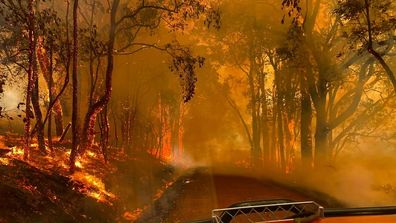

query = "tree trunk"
[[260, 69, 269, 163], [314, 95, 330, 166], [300, 87, 313, 168], [226, 96, 253, 151], [24, 0, 36, 160], [31, 42, 46, 154], [80, 0, 120, 152], [248, 54, 261, 165], [99, 106, 109, 163], [364, 0, 396, 93], [36, 39, 64, 136], [270, 87, 277, 163], [69, 0, 79, 173], [274, 71, 285, 171], [170, 103, 181, 159], [277, 103, 286, 171], [47, 47, 53, 151]]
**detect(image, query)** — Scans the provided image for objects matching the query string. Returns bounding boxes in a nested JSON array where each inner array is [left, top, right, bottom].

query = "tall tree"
[[30, 0, 45, 154], [24, 0, 37, 160], [77, 0, 218, 159], [69, 0, 79, 172], [37, 37, 64, 137], [335, 0, 396, 92]]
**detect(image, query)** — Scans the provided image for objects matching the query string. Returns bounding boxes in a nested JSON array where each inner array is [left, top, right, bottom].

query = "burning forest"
[[0, 0, 396, 222]]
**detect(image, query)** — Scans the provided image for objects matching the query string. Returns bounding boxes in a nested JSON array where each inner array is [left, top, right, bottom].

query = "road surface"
[[137, 168, 396, 223], [164, 169, 321, 223]]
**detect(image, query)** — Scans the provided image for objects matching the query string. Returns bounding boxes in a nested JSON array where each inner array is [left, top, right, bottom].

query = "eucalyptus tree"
[[0, 0, 46, 156], [68, 0, 219, 169], [335, 0, 396, 92], [281, 0, 396, 166]]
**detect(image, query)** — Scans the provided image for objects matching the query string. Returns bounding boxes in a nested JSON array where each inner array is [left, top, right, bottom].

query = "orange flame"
[[70, 172, 116, 204]]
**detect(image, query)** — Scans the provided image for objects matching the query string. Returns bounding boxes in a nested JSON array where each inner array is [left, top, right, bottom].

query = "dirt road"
[[163, 169, 322, 223], [137, 168, 395, 223]]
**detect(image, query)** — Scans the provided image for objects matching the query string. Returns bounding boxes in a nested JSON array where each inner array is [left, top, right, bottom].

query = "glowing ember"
[[21, 184, 37, 194], [154, 180, 174, 200], [9, 146, 24, 156], [86, 151, 96, 158], [75, 160, 83, 168], [70, 172, 116, 204], [0, 157, 10, 165], [123, 208, 144, 221]]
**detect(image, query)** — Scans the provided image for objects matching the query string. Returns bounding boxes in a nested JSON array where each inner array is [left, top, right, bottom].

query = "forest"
[[0, 0, 395, 222]]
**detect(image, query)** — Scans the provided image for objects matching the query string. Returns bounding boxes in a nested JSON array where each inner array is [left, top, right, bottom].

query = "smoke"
[[176, 141, 396, 208], [169, 151, 209, 170]]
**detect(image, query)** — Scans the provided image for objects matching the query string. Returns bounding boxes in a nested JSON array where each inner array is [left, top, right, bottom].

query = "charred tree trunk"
[[259, 69, 269, 163], [47, 47, 53, 151], [268, 54, 285, 169], [37, 39, 64, 136], [300, 80, 313, 168], [48, 101, 52, 149], [277, 101, 286, 171], [87, 0, 99, 108], [31, 75, 46, 154], [282, 71, 297, 172], [248, 53, 261, 165], [57, 0, 71, 144], [274, 71, 286, 171], [270, 86, 277, 163], [70, 0, 79, 172], [24, 0, 36, 160], [99, 106, 109, 163], [30, 26, 46, 154], [314, 80, 329, 166], [81, 0, 119, 153]]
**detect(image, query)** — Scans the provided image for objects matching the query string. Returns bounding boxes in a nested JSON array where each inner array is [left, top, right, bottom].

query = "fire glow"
[[1, 143, 117, 205], [70, 172, 116, 204]]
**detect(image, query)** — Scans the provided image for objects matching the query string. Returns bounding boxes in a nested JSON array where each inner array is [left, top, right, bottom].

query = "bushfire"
[[2, 141, 116, 205]]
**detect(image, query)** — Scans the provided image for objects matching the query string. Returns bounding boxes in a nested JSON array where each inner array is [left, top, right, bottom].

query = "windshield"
[[0, 0, 395, 222]]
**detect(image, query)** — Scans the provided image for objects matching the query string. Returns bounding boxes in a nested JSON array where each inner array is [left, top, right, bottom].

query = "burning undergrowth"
[[0, 134, 177, 223], [0, 158, 115, 223]]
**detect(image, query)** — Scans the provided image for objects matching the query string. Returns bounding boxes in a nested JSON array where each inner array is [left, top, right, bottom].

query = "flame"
[[153, 97, 185, 162], [10, 146, 24, 156], [0, 157, 10, 165], [86, 150, 96, 158], [70, 172, 115, 204], [3, 141, 117, 206], [75, 160, 83, 168]]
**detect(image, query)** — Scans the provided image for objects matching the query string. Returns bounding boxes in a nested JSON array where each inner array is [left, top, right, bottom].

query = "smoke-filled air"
[[0, 0, 396, 222]]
